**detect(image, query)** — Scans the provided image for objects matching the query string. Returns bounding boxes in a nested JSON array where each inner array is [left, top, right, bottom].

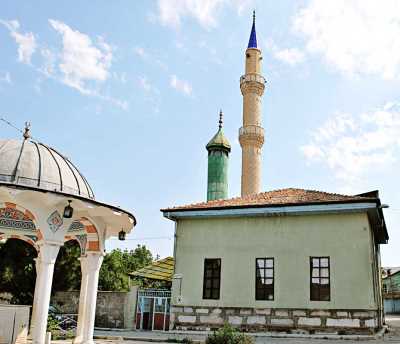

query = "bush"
[[47, 315, 60, 332], [206, 324, 254, 344]]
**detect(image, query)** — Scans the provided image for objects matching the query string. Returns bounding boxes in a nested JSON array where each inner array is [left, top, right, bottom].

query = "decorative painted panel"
[[76, 234, 87, 255], [68, 220, 85, 232], [0, 207, 36, 231], [47, 211, 63, 233]]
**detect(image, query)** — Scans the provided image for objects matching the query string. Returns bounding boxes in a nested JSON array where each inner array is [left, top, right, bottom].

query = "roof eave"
[[0, 182, 137, 226], [161, 198, 378, 213], [162, 201, 379, 221]]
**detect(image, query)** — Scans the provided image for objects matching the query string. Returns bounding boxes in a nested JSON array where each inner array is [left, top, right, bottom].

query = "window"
[[256, 258, 274, 300], [310, 257, 330, 301], [203, 259, 221, 300]]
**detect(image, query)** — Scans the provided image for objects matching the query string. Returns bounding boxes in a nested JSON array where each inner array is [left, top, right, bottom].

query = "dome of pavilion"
[[0, 138, 94, 199]]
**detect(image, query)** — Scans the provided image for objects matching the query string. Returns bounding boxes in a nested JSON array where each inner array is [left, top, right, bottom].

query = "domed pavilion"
[[0, 125, 136, 344]]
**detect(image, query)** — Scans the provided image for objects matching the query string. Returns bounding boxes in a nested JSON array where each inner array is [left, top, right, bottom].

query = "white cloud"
[[0, 72, 11, 84], [266, 39, 305, 66], [157, 0, 253, 29], [39, 48, 56, 77], [301, 103, 400, 189], [170, 75, 192, 96], [293, 0, 400, 79], [113, 72, 127, 84], [274, 48, 305, 66], [134, 46, 169, 71], [0, 19, 36, 64], [138, 76, 152, 92], [49, 19, 112, 94], [134, 46, 147, 58]]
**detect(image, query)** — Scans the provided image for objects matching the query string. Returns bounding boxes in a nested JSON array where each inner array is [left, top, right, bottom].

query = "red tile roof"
[[161, 188, 377, 212]]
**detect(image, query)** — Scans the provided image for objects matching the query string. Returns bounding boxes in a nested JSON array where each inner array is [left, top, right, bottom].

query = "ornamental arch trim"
[[0, 233, 39, 251], [0, 202, 38, 232], [64, 217, 100, 255]]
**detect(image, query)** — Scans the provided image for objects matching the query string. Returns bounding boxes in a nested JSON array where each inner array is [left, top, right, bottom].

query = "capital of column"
[[80, 252, 104, 273], [37, 241, 63, 264]]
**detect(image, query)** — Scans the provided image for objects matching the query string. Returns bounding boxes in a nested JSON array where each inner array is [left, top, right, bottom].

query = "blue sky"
[[1, 0, 400, 265]]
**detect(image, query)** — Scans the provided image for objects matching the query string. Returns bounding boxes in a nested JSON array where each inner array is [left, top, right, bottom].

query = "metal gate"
[[136, 289, 171, 331]]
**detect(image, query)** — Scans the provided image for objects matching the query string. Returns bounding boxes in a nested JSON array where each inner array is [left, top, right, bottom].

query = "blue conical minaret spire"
[[247, 10, 257, 48]]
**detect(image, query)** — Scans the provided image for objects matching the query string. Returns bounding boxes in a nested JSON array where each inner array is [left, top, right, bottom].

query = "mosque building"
[[161, 13, 388, 334]]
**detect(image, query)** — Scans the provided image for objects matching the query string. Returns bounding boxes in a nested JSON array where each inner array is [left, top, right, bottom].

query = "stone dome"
[[0, 138, 94, 199]]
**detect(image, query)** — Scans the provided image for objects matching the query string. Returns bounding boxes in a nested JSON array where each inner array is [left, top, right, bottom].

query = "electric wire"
[[0, 116, 37, 141], [0, 117, 24, 135]]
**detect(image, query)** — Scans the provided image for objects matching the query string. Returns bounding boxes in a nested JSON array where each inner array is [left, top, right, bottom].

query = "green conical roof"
[[206, 110, 231, 152], [206, 128, 231, 152]]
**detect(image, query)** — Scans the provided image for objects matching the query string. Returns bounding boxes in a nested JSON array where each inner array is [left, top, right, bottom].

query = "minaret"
[[206, 110, 231, 201], [239, 11, 266, 196]]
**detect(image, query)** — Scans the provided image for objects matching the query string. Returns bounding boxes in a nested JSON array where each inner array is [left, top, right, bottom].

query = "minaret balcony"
[[240, 73, 266, 85], [239, 125, 265, 147], [240, 73, 266, 96]]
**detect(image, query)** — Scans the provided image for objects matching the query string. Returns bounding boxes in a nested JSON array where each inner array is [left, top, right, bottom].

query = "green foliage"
[[47, 314, 60, 332], [0, 238, 154, 305], [98, 245, 153, 291], [206, 324, 254, 344], [52, 240, 81, 291], [0, 239, 37, 304]]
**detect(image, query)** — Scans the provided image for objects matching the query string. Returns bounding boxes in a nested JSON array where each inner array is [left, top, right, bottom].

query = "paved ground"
[[52, 315, 400, 344]]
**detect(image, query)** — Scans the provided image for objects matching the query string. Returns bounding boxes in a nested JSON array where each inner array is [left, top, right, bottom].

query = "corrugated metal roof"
[[130, 256, 174, 282]]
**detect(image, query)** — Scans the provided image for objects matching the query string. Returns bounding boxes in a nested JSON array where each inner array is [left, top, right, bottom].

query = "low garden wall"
[[52, 287, 138, 329]]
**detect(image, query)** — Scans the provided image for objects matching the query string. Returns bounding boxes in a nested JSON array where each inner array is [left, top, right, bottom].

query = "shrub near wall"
[[206, 324, 254, 344]]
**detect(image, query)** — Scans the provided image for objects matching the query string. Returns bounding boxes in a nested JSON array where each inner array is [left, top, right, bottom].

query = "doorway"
[[136, 289, 171, 331]]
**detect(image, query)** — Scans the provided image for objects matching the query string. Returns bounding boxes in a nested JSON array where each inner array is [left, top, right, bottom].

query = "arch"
[[0, 203, 39, 251], [0, 202, 38, 229], [0, 233, 39, 251], [65, 217, 100, 255]]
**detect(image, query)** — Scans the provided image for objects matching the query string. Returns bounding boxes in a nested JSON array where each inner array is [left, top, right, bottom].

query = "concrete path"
[[50, 316, 400, 344]]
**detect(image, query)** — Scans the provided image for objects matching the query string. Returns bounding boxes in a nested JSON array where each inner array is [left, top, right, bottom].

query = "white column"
[[74, 252, 103, 344], [73, 257, 89, 344], [31, 242, 61, 344], [29, 256, 41, 337]]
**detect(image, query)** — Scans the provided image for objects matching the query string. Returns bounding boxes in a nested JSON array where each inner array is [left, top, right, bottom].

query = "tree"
[[0, 239, 154, 304], [52, 240, 81, 292], [0, 239, 37, 305], [98, 245, 153, 291]]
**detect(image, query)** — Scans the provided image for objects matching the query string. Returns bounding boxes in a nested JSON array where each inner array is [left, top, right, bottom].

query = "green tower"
[[206, 110, 231, 201]]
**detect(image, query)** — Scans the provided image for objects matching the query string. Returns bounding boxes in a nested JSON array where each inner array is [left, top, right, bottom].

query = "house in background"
[[161, 13, 389, 334], [382, 268, 400, 314]]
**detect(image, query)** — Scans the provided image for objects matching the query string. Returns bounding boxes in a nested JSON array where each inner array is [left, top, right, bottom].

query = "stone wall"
[[171, 306, 379, 334], [52, 287, 138, 329]]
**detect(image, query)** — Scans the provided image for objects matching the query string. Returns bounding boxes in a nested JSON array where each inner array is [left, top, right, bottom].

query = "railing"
[[384, 285, 400, 294], [138, 288, 171, 298], [239, 125, 265, 137], [240, 73, 266, 85]]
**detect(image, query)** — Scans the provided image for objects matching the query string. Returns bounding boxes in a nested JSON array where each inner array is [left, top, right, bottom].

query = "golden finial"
[[219, 109, 223, 129]]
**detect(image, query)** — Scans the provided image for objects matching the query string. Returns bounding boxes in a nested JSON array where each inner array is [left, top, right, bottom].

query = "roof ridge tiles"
[[161, 187, 378, 212]]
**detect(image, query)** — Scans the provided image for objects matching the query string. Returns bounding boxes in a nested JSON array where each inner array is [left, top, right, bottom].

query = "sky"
[[1, 0, 399, 266]]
